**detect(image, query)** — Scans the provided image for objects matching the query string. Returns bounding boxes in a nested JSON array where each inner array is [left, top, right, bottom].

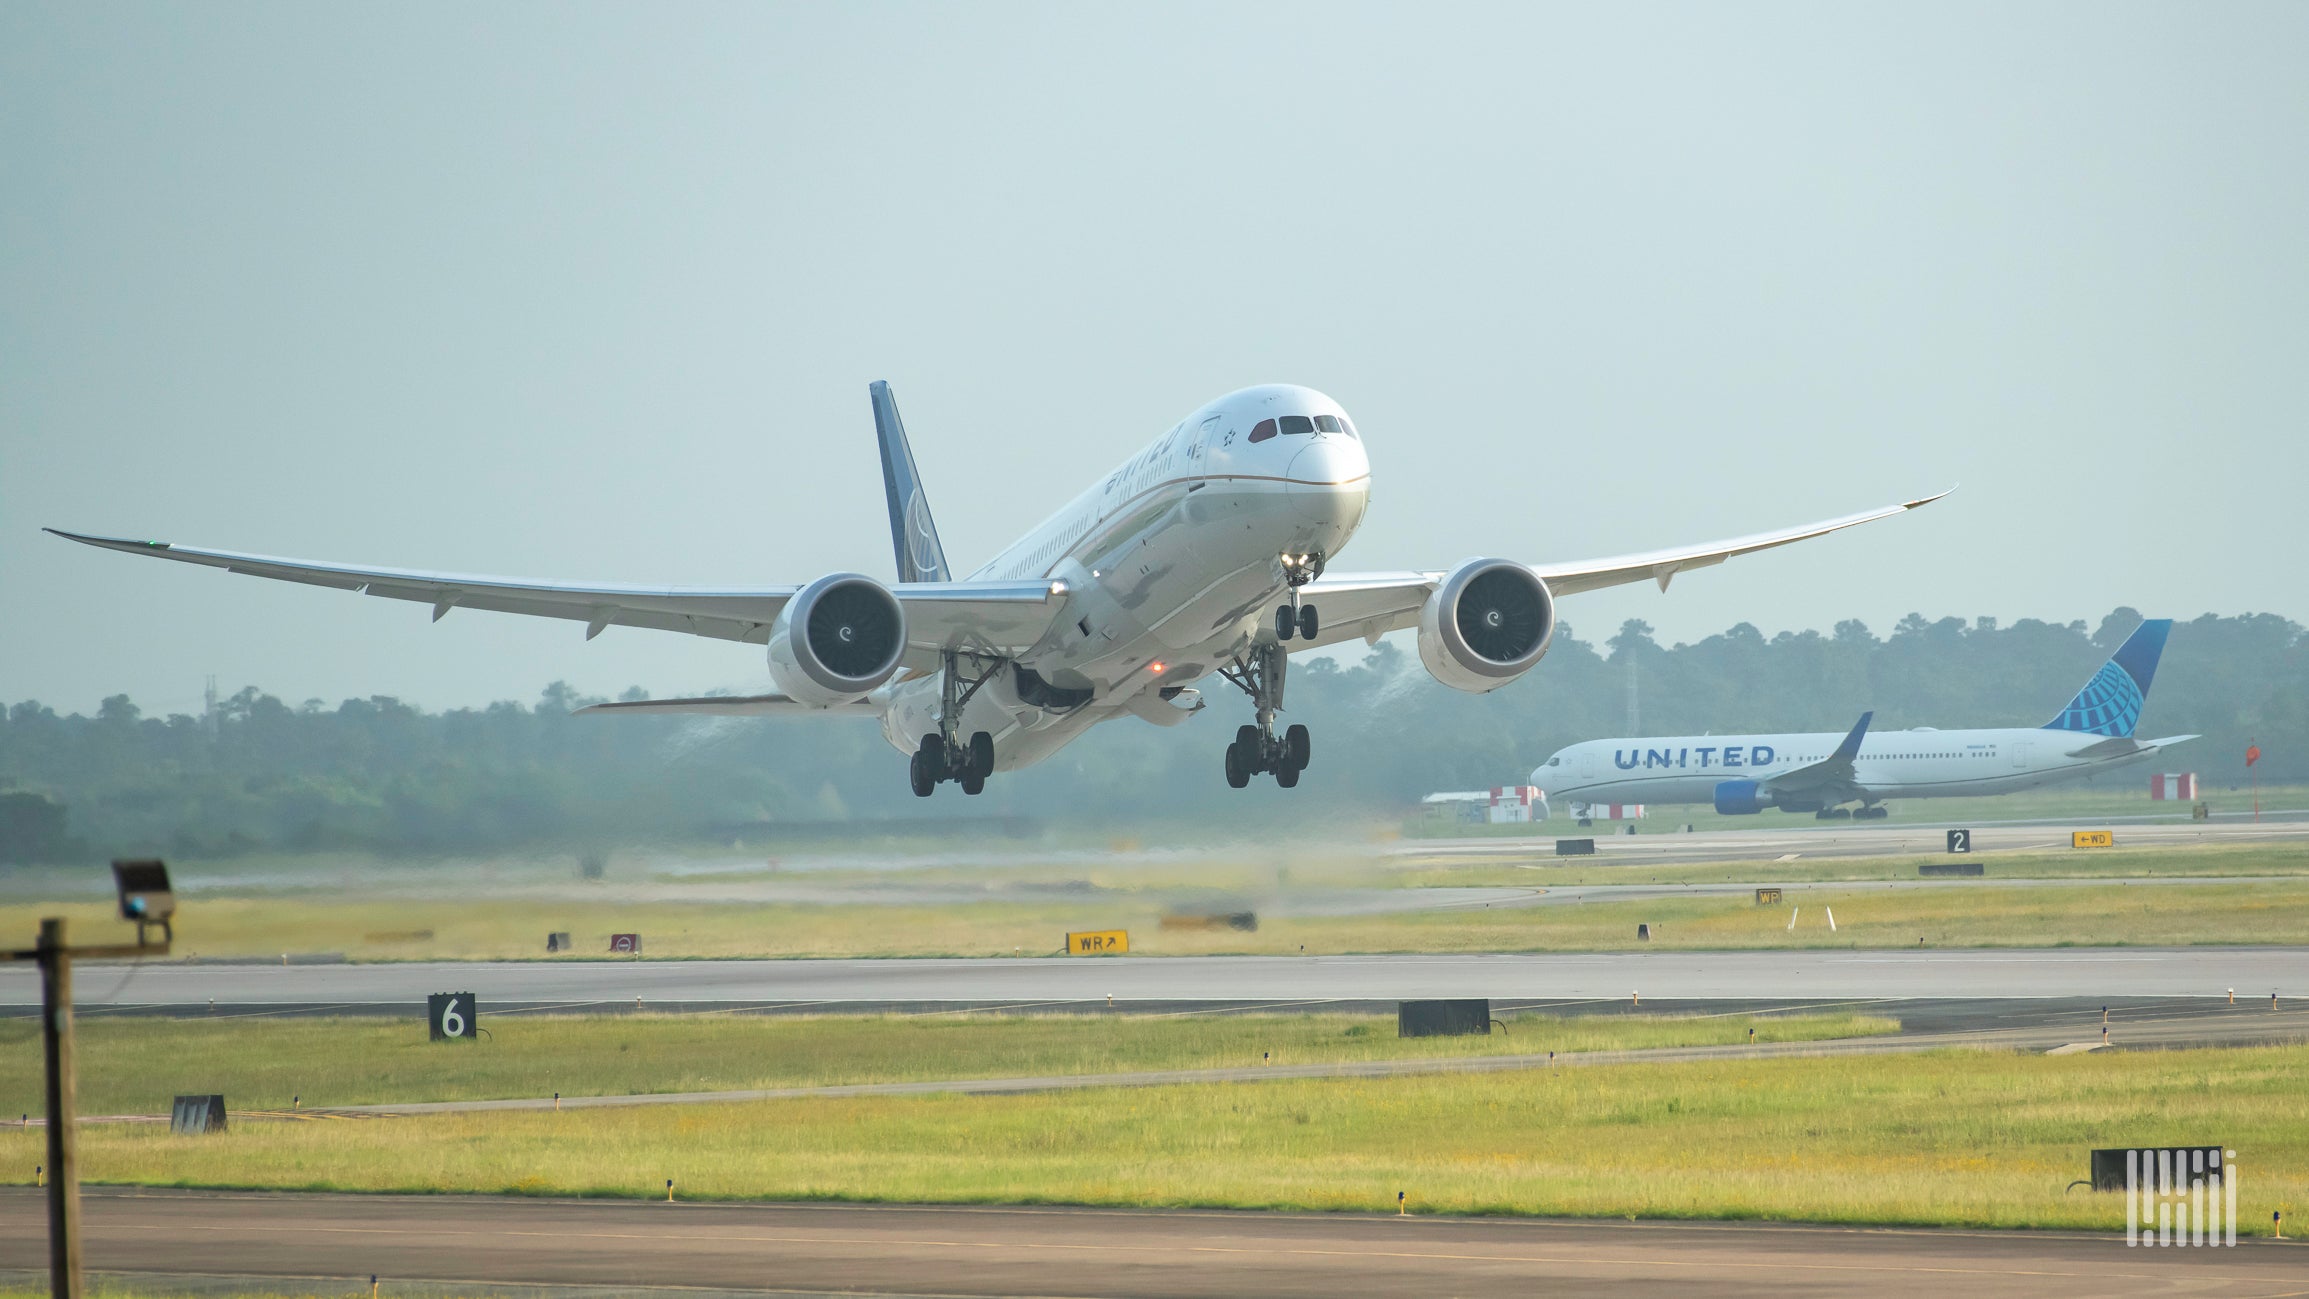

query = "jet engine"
[[1416, 558, 1554, 693], [1713, 780, 1770, 815], [766, 573, 908, 707]]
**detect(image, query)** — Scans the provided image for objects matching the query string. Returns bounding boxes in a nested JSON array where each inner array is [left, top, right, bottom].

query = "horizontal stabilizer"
[[574, 694, 880, 718]]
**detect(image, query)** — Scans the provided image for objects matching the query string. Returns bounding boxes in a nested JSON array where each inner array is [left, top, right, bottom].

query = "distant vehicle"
[[1534, 620, 2193, 819], [52, 382, 1938, 797]]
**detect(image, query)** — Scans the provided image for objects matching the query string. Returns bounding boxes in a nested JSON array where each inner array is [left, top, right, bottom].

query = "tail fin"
[[2043, 619, 2173, 737], [870, 381, 951, 583]]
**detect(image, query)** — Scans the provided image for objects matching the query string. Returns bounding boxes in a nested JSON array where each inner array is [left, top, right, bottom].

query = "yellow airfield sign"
[[1065, 929, 1129, 955], [2071, 830, 2116, 849]]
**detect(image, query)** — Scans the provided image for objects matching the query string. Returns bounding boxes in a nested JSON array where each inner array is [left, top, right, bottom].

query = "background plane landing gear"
[[1854, 804, 1889, 820], [1815, 806, 1854, 820]]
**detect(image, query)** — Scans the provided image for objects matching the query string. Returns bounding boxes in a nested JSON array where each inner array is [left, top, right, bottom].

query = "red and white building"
[[2149, 772, 2197, 801]]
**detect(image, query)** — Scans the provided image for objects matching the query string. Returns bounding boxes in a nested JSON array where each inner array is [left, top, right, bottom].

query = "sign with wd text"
[[2072, 830, 2116, 849], [1065, 929, 1128, 955]]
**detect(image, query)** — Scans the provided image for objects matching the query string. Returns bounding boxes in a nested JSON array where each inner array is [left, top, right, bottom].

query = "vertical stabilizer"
[[2044, 619, 2173, 737], [869, 381, 951, 584]]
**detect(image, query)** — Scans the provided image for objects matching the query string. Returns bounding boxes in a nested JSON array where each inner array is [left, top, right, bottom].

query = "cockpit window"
[[1280, 414, 1314, 436], [1314, 415, 1341, 434], [1248, 419, 1277, 443], [1339, 415, 1358, 438]]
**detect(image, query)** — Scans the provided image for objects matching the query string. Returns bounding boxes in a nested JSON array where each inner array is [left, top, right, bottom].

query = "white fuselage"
[[1538, 727, 2168, 807], [876, 384, 1371, 771]]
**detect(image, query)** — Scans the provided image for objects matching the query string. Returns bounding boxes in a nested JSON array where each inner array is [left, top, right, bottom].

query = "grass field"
[[0, 1010, 1897, 1116], [7, 876, 2306, 961], [6, 1045, 2300, 1235]]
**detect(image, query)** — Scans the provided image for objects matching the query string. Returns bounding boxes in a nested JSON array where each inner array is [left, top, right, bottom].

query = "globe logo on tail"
[[904, 489, 945, 581], [2049, 661, 2145, 737]]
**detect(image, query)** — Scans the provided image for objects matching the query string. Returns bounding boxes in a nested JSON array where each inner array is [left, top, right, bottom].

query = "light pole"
[[3, 861, 176, 1299]]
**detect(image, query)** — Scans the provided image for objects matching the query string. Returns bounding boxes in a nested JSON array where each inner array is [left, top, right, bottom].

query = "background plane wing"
[[1292, 491, 1947, 652], [45, 528, 1063, 660], [1765, 711, 1872, 798]]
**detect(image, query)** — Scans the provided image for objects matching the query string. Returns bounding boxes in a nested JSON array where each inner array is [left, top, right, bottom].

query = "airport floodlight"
[[112, 859, 175, 944]]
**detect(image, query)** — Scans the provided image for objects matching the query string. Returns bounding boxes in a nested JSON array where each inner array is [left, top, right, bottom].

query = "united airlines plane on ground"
[[52, 383, 1941, 796], [1536, 620, 2193, 819]]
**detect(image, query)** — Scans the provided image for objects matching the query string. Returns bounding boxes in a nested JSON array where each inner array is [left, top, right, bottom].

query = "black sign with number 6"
[[428, 991, 478, 1041], [1946, 829, 1972, 854]]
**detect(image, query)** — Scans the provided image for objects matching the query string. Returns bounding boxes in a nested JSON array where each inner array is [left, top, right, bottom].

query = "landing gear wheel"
[[967, 730, 995, 780], [1297, 605, 1318, 641], [1275, 605, 1296, 641], [1274, 759, 1300, 789], [1285, 723, 1310, 770], [1236, 724, 1261, 755], [1224, 742, 1250, 789], [961, 773, 986, 796], [908, 746, 937, 798]]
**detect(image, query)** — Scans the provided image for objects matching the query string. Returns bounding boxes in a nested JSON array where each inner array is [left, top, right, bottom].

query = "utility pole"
[[6, 863, 174, 1299], [39, 920, 80, 1298]]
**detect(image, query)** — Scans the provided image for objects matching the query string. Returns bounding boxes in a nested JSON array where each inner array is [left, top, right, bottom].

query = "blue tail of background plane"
[[2043, 619, 2173, 737]]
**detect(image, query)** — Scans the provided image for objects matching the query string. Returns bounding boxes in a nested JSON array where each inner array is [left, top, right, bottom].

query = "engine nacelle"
[[1416, 558, 1554, 693], [1713, 780, 1770, 815], [766, 573, 908, 707]]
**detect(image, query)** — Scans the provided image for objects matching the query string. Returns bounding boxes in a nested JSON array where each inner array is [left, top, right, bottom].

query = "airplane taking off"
[[1535, 619, 2194, 819], [51, 382, 1943, 796]]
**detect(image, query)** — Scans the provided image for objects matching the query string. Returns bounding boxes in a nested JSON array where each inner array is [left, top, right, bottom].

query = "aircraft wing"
[[1766, 712, 1873, 798], [44, 528, 1064, 661], [574, 693, 881, 718], [1292, 491, 1949, 653]]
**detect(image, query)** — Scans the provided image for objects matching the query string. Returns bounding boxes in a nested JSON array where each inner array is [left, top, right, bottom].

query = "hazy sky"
[[5, 3, 2304, 717]]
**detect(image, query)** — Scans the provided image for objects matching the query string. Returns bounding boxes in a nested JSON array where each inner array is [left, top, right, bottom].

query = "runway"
[[5, 947, 2300, 1008], [4, 1189, 2299, 1297]]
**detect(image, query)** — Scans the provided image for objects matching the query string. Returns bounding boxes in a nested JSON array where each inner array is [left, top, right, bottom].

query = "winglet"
[[870, 381, 951, 584], [1831, 711, 1873, 763]]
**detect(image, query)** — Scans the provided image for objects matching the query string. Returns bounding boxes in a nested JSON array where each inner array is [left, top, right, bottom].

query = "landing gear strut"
[[910, 650, 1000, 797], [1217, 640, 1310, 788]]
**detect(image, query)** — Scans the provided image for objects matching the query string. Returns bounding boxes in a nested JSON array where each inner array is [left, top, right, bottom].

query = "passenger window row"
[[1248, 413, 1356, 444]]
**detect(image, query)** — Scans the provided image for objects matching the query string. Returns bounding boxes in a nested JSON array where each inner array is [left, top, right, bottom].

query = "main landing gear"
[[910, 651, 1000, 797], [1217, 639, 1310, 789]]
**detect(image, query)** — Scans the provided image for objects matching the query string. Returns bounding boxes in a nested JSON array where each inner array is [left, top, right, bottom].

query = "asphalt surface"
[[10, 947, 2302, 1008], [5, 1190, 2300, 1297], [1398, 814, 2309, 867]]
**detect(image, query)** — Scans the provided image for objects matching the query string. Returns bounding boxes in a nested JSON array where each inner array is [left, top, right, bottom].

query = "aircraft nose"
[[1286, 436, 1370, 522]]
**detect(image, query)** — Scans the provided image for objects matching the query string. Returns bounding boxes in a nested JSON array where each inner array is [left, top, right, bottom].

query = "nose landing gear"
[[1273, 552, 1324, 642], [1217, 640, 1310, 788]]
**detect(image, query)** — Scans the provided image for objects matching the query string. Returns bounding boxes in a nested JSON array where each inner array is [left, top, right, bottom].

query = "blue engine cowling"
[[1713, 780, 1771, 815]]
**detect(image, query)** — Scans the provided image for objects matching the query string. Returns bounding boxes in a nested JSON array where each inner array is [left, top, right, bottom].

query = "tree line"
[[1, 608, 2298, 862]]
